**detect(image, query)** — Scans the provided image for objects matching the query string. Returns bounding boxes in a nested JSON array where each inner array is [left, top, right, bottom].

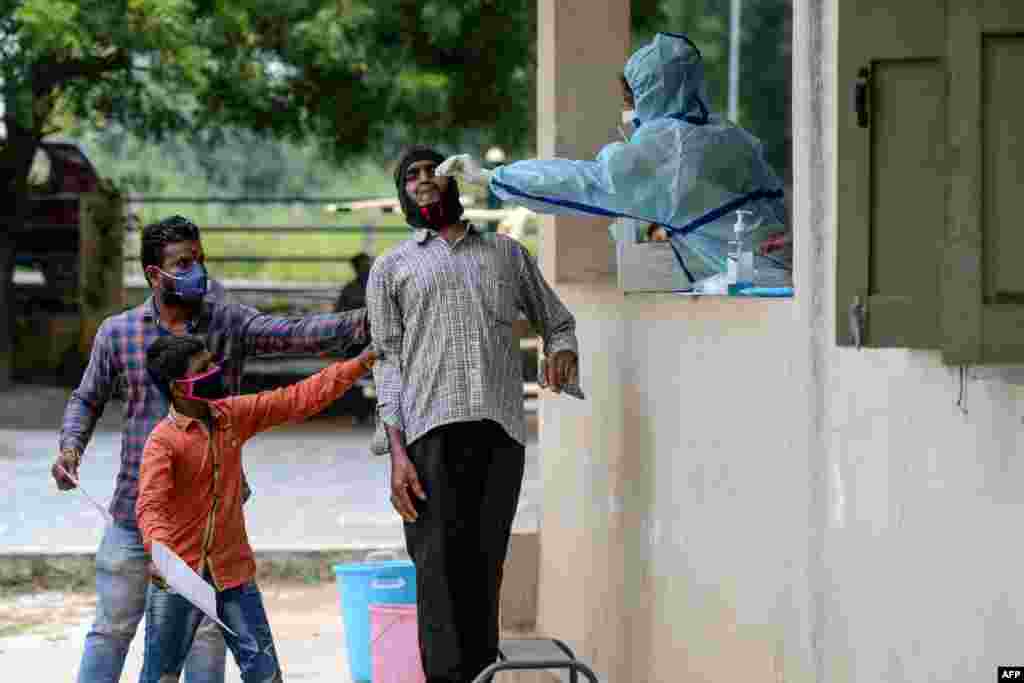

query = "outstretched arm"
[[233, 305, 369, 358], [489, 137, 658, 219], [231, 350, 376, 440]]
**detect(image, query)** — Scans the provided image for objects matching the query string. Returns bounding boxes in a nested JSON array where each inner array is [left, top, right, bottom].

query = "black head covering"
[[394, 146, 464, 229]]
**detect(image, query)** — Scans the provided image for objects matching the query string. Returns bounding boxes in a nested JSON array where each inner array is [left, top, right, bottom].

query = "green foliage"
[[12, 0, 192, 57], [3, 0, 789, 179], [78, 125, 394, 199], [741, 0, 791, 182]]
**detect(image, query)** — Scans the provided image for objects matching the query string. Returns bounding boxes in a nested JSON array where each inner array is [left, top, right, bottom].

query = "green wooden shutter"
[[943, 3, 1024, 363], [836, 0, 948, 348]]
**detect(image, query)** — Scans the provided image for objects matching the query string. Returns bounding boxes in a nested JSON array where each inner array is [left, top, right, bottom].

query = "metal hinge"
[[849, 296, 866, 349]]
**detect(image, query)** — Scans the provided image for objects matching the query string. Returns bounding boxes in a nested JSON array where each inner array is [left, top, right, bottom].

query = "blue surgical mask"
[[157, 263, 208, 302]]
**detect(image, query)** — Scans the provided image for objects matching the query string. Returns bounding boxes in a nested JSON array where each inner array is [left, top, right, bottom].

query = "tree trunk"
[[0, 233, 15, 392], [0, 123, 41, 391]]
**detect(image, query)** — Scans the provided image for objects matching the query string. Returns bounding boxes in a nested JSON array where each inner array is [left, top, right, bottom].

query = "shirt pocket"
[[482, 278, 519, 326]]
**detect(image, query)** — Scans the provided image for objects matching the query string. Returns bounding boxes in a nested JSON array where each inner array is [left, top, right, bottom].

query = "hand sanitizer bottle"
[[728, 210, 755, 295], [726, 230, 740, 289]]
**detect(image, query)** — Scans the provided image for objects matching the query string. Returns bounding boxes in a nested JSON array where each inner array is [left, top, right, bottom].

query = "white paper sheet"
[[152, 541, 237, 636], [57, 464, 114, 525]]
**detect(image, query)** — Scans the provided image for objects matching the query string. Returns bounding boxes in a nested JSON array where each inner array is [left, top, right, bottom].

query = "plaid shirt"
[[367, 224, 578, 455], [60, 296, 368, 523]]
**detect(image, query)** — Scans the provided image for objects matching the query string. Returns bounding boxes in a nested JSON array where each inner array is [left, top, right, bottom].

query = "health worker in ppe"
[[437, 32, 792, 290]]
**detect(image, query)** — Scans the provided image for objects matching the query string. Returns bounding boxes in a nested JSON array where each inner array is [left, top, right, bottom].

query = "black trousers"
[[404, 420, 526, 683]]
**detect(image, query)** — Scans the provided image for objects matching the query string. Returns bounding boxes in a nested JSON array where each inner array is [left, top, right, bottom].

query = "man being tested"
[[369, 146, 581, 683]]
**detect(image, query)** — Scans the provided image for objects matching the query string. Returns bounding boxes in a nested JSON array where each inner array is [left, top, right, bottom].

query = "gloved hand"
[[436, 154, 493, 186]]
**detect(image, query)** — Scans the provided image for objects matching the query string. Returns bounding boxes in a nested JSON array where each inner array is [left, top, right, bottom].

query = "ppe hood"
[[623, 32, 710, 125]]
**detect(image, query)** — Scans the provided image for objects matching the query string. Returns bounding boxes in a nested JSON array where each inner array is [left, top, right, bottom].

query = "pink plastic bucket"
[[370, 603, 426, 683]]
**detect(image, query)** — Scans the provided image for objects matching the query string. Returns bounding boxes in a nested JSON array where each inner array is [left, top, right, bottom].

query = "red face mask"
[[419, 202, 449, 229]]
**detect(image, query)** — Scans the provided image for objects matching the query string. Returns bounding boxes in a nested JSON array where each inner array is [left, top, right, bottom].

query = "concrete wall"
[[810, 0, 1024, 679], [534, 1, 1024, 682], [539, 291, 814, 682]]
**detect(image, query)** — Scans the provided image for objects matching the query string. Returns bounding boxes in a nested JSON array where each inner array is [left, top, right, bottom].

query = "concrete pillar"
[[536, 0, 627, 285], [534, 2, 632, 681]]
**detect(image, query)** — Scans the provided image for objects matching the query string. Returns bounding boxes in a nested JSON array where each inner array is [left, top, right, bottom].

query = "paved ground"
[[0, 581, 359, 682], [0, 581, 542, 682]]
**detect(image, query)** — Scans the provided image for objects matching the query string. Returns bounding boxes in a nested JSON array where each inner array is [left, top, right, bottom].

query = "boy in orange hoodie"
[[137, 334, 375, 682]]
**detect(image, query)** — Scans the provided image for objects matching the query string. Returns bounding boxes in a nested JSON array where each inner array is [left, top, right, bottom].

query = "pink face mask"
[[174, 364, 225, 401]]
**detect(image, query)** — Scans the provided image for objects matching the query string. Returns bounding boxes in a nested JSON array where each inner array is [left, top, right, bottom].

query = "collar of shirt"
[[143, 296, 210, 334], [167, 401, 228, 433], [413, 221, 477, 246]]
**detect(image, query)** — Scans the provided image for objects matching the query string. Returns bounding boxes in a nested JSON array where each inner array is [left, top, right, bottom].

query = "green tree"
[[740, 0, 791, 184], [0, 0, 382, 388]]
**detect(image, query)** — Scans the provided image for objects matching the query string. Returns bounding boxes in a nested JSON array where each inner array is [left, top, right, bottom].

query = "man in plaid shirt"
[[370, 147, 581, 683], [51, 215, 368, 683]]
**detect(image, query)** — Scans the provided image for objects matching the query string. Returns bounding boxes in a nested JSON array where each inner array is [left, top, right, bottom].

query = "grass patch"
[[0, 556, 99, 595]]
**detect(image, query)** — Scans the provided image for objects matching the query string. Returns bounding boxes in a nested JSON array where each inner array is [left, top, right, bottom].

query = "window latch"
[[854, 66, 871, 128], [849, 296, 866, 349]]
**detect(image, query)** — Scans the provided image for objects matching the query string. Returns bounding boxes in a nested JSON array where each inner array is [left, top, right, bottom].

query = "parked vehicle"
[[15, 140, 102, 294]]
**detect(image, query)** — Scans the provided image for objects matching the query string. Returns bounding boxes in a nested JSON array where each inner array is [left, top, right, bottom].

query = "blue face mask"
[[157, 263, 208, 303]]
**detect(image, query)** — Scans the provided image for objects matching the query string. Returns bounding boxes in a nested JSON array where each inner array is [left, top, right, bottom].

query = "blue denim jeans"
[[141, 578, 282, 683], [76, 522, 226, 683]]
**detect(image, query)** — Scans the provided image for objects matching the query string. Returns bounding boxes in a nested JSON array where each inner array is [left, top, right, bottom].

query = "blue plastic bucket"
[[334, 557, 417, 682]]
